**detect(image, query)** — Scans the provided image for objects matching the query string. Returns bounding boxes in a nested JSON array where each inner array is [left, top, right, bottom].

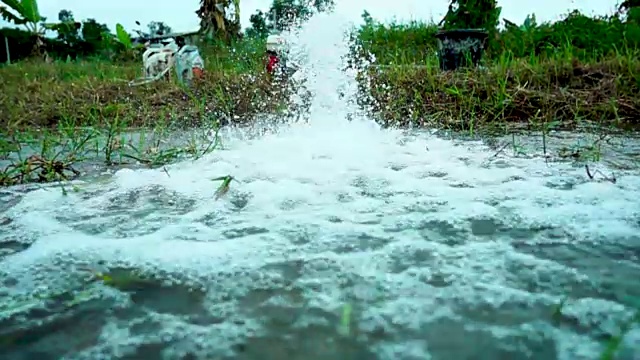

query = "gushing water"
[[1, 6, 640, 360]]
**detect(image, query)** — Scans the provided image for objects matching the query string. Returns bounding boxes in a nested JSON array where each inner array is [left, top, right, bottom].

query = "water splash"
[[1, 5, 640, 360]]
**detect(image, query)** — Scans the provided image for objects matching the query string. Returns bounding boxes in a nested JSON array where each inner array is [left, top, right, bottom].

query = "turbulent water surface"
[[1, 7, 640, 360]]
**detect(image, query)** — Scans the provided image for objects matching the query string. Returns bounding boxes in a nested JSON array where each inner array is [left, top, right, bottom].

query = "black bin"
[[435, 29, 488, 71]]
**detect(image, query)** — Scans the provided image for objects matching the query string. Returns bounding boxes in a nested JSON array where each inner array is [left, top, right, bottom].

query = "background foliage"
[[351, 4, 640, 65], [1, 0, 639, 66]]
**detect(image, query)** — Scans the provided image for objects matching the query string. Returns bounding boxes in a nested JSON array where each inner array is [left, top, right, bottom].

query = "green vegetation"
[[0, 0, 315, 187], [0, 40, 282, 128], [245, 0, 335, 37], [352, 5, 640, 133], [0, 31, 300, 186], [2, 0, 640, 190]]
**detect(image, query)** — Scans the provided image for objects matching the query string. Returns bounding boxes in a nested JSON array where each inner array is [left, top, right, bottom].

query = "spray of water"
[[1, 5, 639, 360], [287, 11, 357, 117]]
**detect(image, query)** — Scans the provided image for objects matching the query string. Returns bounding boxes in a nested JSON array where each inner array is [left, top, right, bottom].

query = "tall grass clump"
[[496, 10, 640, 61], [350, 11, 439, 65]]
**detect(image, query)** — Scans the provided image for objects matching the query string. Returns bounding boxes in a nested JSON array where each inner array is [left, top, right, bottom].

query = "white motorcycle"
[[129, 33, 205, 86]]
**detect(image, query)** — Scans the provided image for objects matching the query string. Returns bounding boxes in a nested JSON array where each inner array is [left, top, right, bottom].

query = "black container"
[[435, 29, 488, 71]]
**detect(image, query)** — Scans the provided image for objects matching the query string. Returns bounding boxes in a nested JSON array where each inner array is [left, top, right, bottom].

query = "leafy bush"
[[351, 9, 640, 65], [497, 11, 640, 60], [349, 11, 439, 66]]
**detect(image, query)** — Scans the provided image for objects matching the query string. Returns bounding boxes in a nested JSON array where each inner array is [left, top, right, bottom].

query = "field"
[[351, 10, 640, 132], [0, 39, 304, 186], [1, 9, 639, 187]]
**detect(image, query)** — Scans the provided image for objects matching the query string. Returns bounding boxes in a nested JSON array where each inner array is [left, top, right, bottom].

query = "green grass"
[[351, 18, 439, 65], [360, 46, 640, 130], [0, 115, 223, 187], [0, 38, 283, 128], [2, 9, 640, 188], [0, 36, 303, 187], [350, 9, 640, 135]]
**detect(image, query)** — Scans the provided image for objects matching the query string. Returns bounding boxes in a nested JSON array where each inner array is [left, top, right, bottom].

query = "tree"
[[440, 0, 501, 31], [51, 9, 81, 45], [0, 0, 52, 57], [147, 21, 173, 36], [360, 10, 373, 26], [81, 19, 108, 43], [245, 10, 269, 37], [196, 0, 242, 41], [80, 18, 110, 54], [245, 0, 334, 37]]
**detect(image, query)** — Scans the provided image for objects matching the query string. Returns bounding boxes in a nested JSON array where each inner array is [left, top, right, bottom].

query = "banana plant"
[[1, 0, 56, 56], [0, 0, 58, 37], [521, 14, 536, 31], [0, 0, 41, 31], [115, 23, 133, 49], [196, 0, 241, 40]]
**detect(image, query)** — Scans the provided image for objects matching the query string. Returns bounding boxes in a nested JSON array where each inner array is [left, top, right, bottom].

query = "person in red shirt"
[[265, 50, 279, 75]]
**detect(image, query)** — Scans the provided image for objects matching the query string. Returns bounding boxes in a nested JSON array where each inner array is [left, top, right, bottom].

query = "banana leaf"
[[115, 23, 132, 49], [19, 0, 40, 23], [0, 0, 23, 14], [0, 2, 27, 25]]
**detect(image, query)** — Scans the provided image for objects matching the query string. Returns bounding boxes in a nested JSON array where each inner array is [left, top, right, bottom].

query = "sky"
[[1, 0, 621, 34]]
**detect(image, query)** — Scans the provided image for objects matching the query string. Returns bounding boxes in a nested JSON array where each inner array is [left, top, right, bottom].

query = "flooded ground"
[[1, 8, 639, 360], [1, 121, 639, 360]]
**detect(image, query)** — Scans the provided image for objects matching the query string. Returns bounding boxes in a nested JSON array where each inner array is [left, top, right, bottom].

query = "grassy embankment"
[[353, 11, 640, 136], [0, 38, 302, 186]]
